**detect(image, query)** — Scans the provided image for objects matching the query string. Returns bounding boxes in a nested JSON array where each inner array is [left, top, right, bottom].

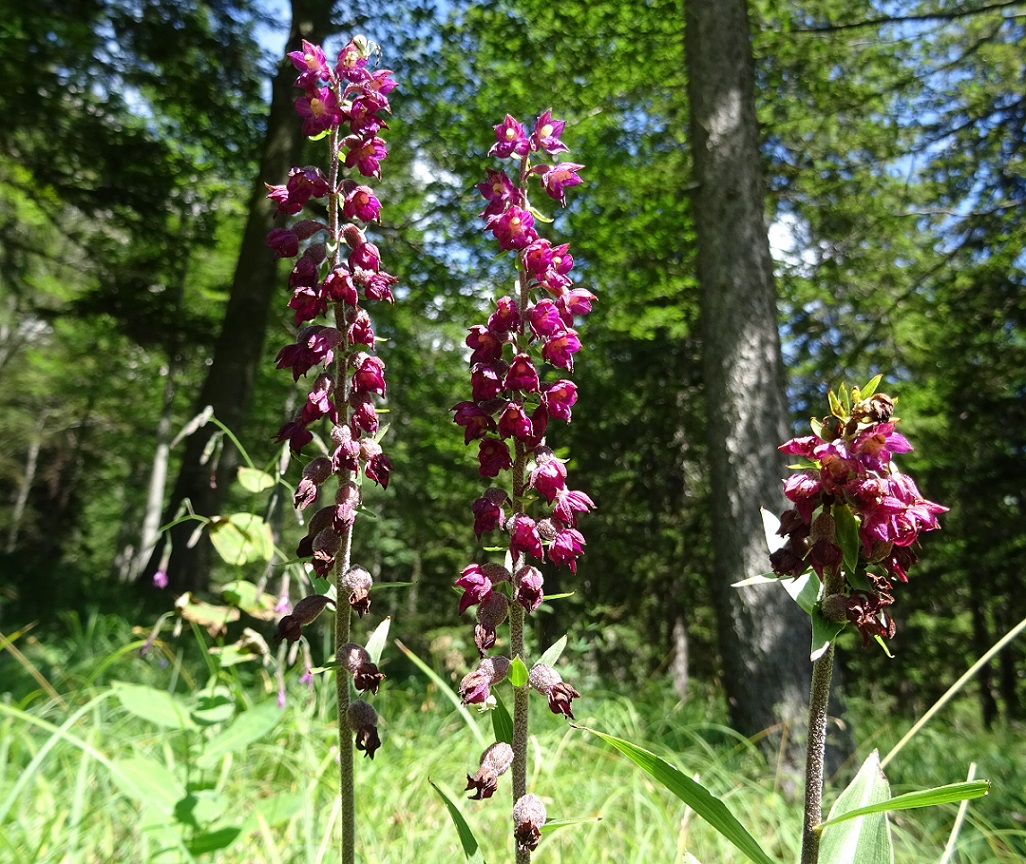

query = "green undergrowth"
[[1, 612, 1023, 863]]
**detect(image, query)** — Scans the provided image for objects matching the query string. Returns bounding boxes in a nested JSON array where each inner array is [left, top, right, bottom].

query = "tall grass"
[[1, 613, 1023, 863]]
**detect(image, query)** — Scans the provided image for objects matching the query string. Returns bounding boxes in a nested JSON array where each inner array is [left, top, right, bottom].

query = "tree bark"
[[144, 0, 335, 594], [683, 0, 813, 763]]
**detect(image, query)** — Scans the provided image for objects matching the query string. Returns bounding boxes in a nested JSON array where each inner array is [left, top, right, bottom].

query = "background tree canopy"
[[1, 0, 1023, 728]]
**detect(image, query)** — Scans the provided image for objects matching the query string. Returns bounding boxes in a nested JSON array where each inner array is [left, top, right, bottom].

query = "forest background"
[[1, 0, 1024, 860]]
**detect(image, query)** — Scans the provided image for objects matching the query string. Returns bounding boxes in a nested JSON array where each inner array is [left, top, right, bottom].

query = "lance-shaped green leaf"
[[819, 780, 990, 828], [491, 692, 513, 745], [364, 617, 391, 665], [537, 634, 567, 668], [818, 750, 893, 864], [579, 727, 776, 864], [833, 505, 860, 575], [509, 655, 529, 687], [430, 780, 487, 863]]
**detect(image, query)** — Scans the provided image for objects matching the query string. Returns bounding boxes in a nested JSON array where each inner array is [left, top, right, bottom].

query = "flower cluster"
[[267, 38, 397, 580], [452, 113, 595, 625], [267, 38, 395, 764], [771, 380, 947, 644], [453, 113, 589, 816]]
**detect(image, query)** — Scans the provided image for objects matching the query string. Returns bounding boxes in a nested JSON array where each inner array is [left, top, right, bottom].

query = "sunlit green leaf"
[[113, 682, 196, 731], [236, 467, 275, 493], [491, 692, 513, 745], [818, 750, 893, 864], [197, 700, 283, 770], [580, 727, 775, 864], [430, 780, 487, 863], [209, 513, 274, 565], [537, 635, 567, 668], [510, 655, 529, 688]]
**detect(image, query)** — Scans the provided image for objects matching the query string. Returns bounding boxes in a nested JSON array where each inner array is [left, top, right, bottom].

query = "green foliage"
[[1, 0, 1024, 745], [2, 618, 1022, 863]]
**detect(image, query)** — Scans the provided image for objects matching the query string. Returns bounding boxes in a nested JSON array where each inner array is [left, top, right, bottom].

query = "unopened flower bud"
[[512, 793, 546, 852], [852, 392, 896, 423], [535, 517, 559, 541], [312, 525, 342, 575], [359, 437, 382, 462], [294, 456, 334, 510], [296, 505, 335, 557], [336, 479, 361, 507], [868, 539, 894, 563], [820, 593, 850, 624], [341, 223, 366, 249], [348, 699, 381, 759], [528, 663, 581, 720], [465, 741, 514, 799]]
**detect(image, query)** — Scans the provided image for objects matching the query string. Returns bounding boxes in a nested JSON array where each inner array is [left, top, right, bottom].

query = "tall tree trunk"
[[5, 431, 41, 553], [969, 573, 997, 728], [683, 0, 813, 763], [133, 366, 176, 580], [143, 0, 336, 594]]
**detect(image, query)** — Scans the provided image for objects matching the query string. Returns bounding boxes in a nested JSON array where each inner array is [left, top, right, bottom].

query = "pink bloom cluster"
[[267, 38, 397, 578], [771, 387, 947, 643], [452, 110, 594, 669]]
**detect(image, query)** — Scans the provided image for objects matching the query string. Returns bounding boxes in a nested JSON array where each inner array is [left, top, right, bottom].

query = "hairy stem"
[[326, 116, 357, 864], [336, 580, 354, 864], [801, 565, 844, 864], [800, 641, 833, 864]]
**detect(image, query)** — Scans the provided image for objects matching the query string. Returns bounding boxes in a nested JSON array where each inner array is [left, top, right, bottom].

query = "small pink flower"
[[489, 114, 530, 158]]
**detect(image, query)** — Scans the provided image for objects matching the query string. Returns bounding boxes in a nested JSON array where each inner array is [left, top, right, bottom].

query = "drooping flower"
[[528, 663, 581, 720], [513, 794, 547, 852], [466, 741, 514, 800], [459, 655, 511, 704]]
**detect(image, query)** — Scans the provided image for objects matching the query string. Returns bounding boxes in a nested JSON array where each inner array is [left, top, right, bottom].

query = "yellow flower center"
[[539, 123, 554, 138]]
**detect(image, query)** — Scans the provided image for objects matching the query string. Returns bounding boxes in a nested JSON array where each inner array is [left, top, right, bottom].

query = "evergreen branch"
[[791, 1, 1025, 34]]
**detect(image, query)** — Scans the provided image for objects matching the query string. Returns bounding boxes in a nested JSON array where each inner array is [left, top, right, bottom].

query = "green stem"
[[326, 116, 356, 864], [336, 582, 353, 864], [506, 151, 536, 864], [801, 561, 843, 864], [800, 641, 834, 864]]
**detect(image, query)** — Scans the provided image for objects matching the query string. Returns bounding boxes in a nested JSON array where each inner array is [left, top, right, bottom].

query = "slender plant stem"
[[509, 440, 530, 864], [336, 578, 354, 864], [326, 115, 357, 864], [800, 641, 835, 864], [508, 150, 536, 864]]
